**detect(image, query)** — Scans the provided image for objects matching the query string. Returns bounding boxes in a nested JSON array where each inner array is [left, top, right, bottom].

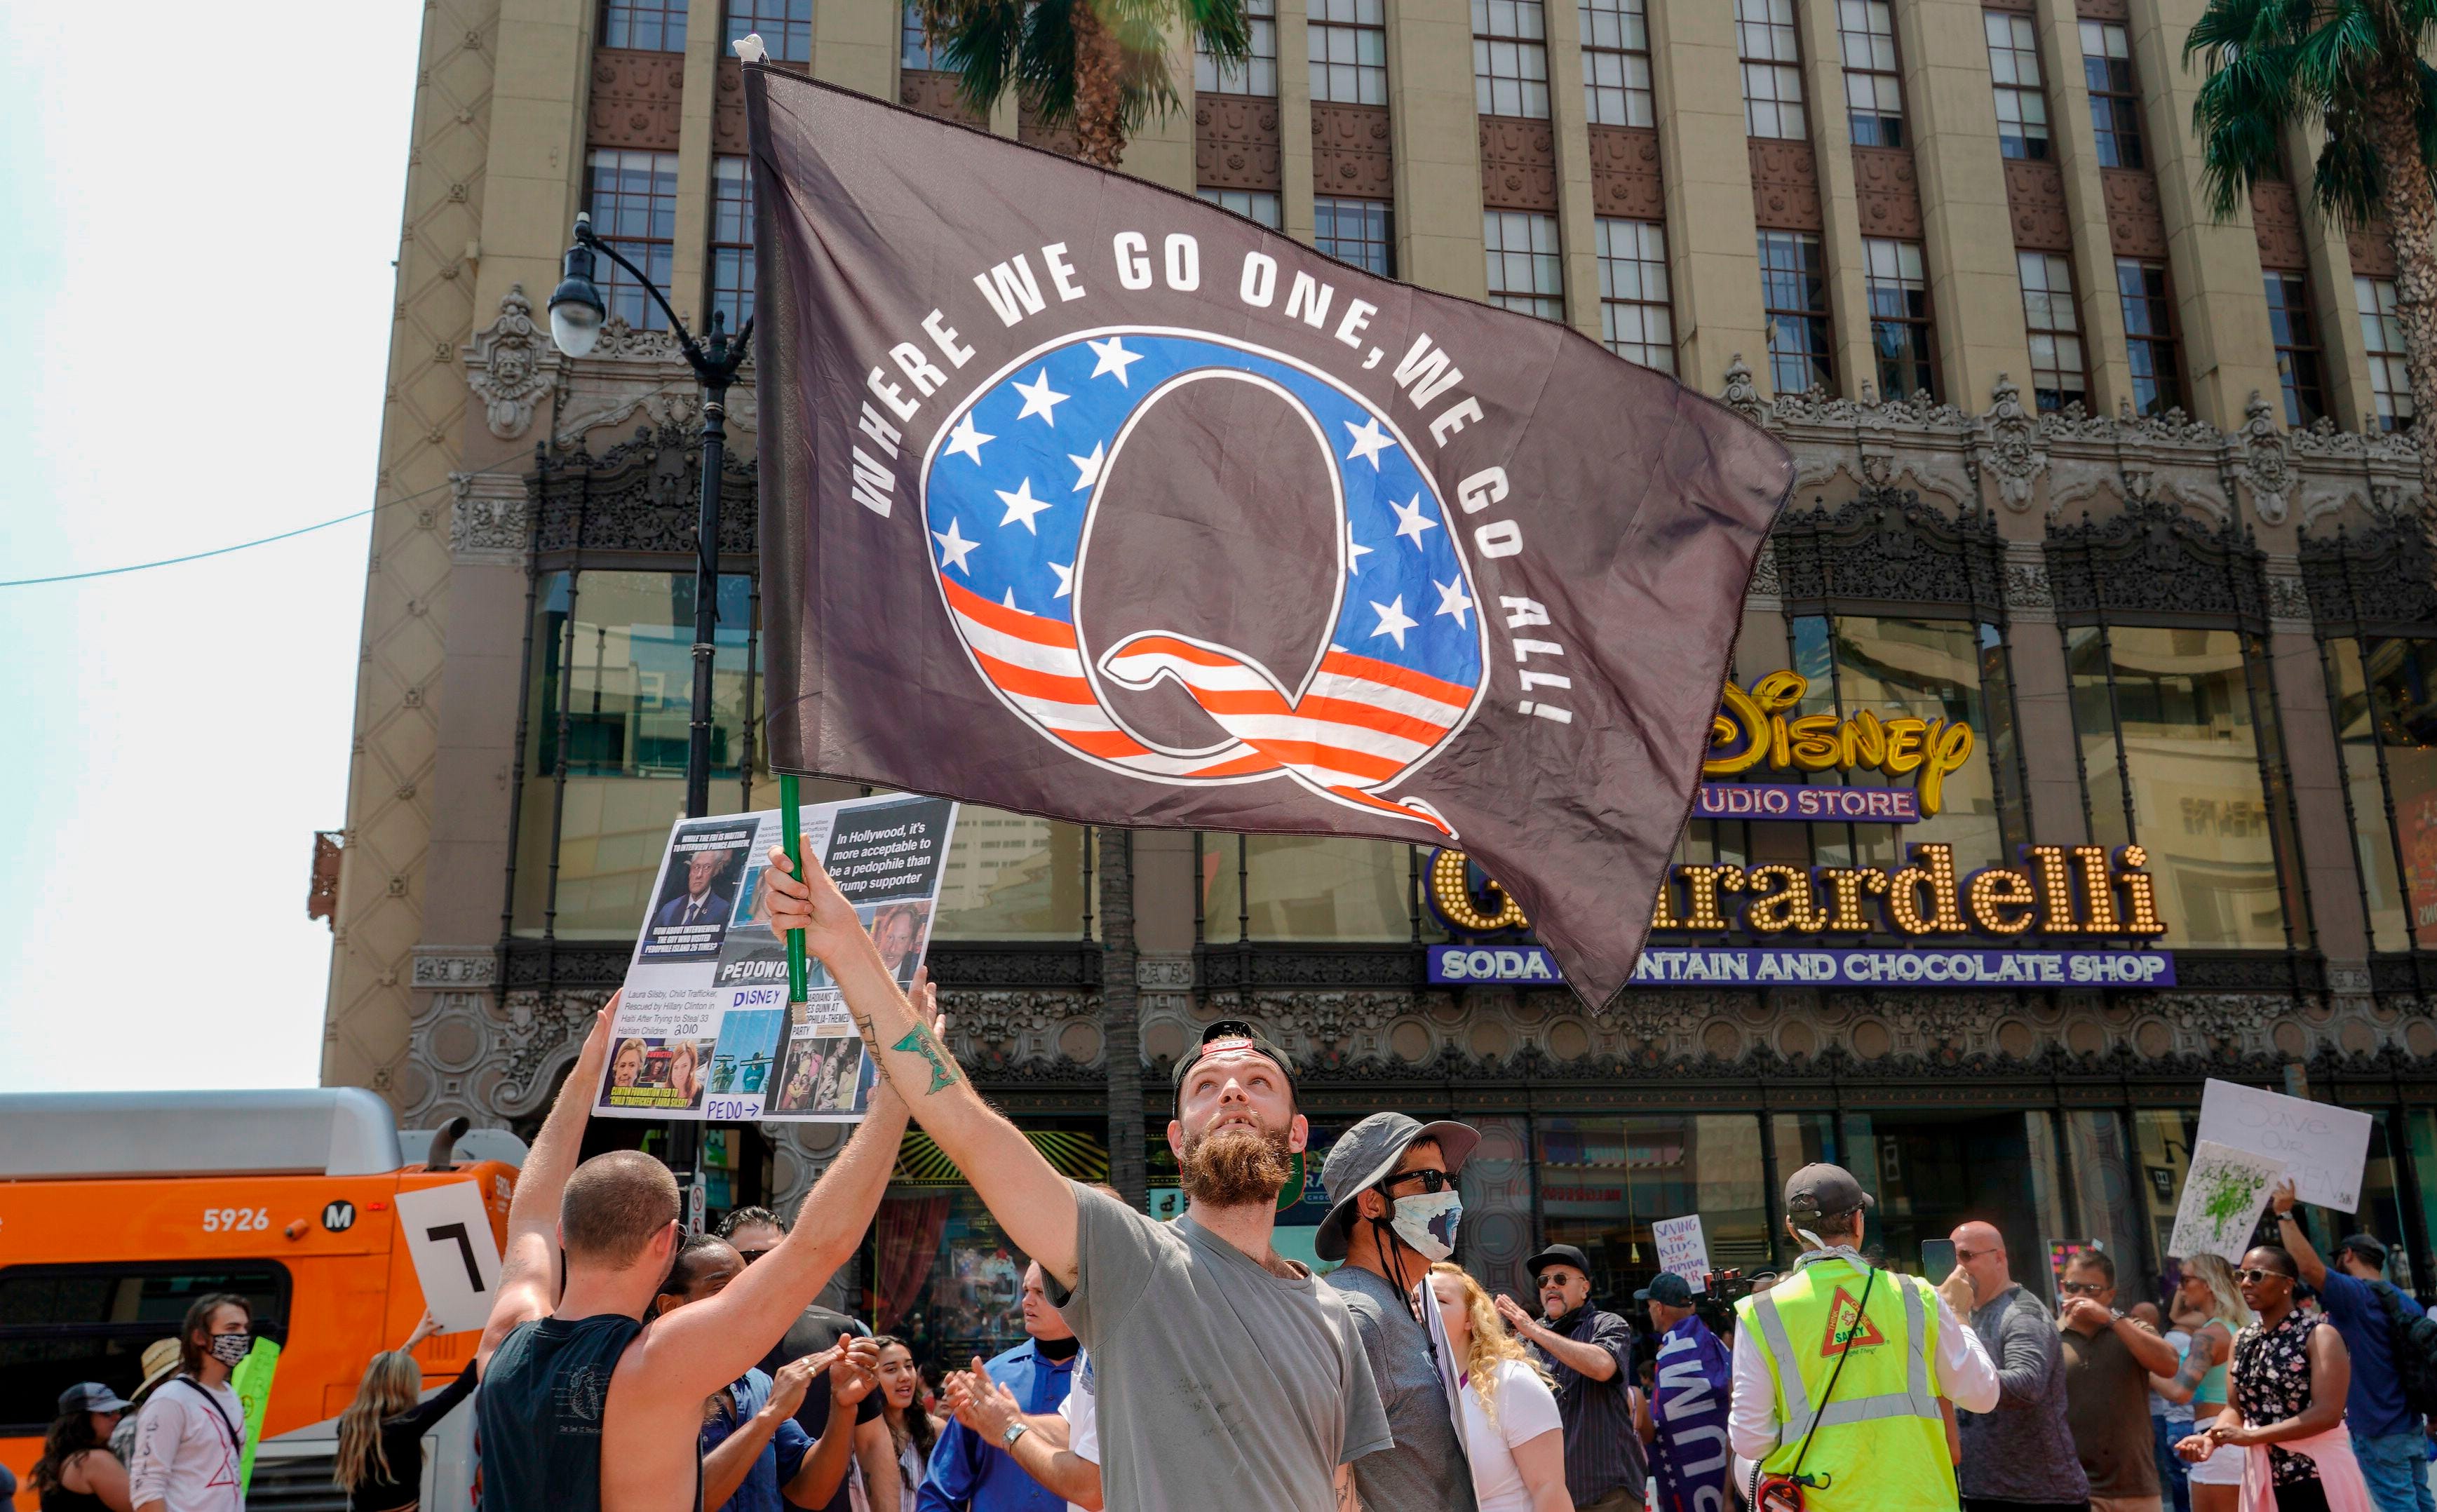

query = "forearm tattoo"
[[892, 1024, 961, 1095]]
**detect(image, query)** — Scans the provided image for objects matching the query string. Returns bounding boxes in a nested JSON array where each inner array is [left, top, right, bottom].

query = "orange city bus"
[[0, 1089, 525, 1510]]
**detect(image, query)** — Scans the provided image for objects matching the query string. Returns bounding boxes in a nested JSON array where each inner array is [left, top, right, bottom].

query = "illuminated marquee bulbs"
[[1429, 847, 1530, 932]]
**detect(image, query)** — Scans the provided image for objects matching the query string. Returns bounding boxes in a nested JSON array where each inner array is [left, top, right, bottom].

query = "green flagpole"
[[779, 773, 809, 1004]]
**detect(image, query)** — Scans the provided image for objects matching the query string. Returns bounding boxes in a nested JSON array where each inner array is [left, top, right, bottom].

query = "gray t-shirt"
[[1328, 1265, 1480, 1512], [1957, 1283, 2090, 1504], [1045, 1182, 1396, 1511]]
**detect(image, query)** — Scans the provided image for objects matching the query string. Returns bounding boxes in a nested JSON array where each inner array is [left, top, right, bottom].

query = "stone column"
[[1387, 0, 1488, 297], [1544, 0, 1606, 344], [669, 0, 724, 330], [813, 0, 897, 95], [2032, 0, 2133, 412], [2267, 597, 2363, 959], [2286, 123, 2377, 434], [2004, 541, 2091, 845], [1796, 0, 1877, 398], [1895, 0, 2037, 408], [1101, 831, 1147, 1206], [1279, 1, 1318, 243], [1646, 0, 1767, 391], [2126, 0, 2281, 427], [1125, 25, 1201, 191]]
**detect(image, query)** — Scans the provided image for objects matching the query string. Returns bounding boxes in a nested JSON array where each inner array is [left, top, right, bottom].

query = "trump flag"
[[745, 68, 1791, 1006]]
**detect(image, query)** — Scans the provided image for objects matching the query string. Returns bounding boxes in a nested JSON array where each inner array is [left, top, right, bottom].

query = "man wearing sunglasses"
[[1497, 1243, 1647, 1511], [1942, 1220, 2088, 1512], [2058, 1251, 2181, 1512], [1316, 1111, 1485, 1512]]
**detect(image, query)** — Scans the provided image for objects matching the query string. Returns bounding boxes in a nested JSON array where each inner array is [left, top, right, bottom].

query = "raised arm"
[[785, 1341, 881, 1510], [2270, 1182, 2330, 1290], [628, 1046, 914, 1405], [762, 849, 1081, 1283], [703, 1354, 820, 1511], [478, 1001, 614, 1369]]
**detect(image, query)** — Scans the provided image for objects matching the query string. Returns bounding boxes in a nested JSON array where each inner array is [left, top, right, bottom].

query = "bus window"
[[0, 1262, 291, 1436]]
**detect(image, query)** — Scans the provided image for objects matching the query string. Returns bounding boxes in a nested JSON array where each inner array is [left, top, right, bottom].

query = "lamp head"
[[548, 214, 607, 357]]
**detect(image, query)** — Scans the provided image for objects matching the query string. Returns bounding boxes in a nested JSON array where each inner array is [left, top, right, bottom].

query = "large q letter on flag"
[[746, 70, 1792, 1006]]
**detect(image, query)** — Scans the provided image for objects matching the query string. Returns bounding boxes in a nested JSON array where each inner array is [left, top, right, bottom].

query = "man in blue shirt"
[[702, 1346, 879, 1512], [918, 1262, 1080, 1512], [2270, 1180, 2432, 1512]]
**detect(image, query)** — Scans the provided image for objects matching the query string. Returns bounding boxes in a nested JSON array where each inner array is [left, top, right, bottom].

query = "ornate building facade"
[[335, 0, 2432, 1358]]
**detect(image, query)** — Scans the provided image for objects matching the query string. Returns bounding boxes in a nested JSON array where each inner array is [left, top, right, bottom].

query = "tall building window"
[[1865, 238, 1934, 400], [1737, 0, 1807, 139], [1197, 188, 1283, 229], [1474, 0, 1551, 117], [2264, 273, 2327, 428], [1316, 197, 1394, 276], [1838, 0, 1905, 147], [709, 156, 756, 333], [2066, 625, 2294, 947], [1485, 211, 1565, 320], [1309, 0, 1388, 105], [902, 0, 939, 68], [727, 0, 812, 62], [2117, 259, 2183, 417], [2323, 635, 2437, 951], [1197, 0, 1278, 95], [2018, 252, 2087, 412], [1760, 230, 1833, 394], [603, 0, 687, 50], [586, 149, 680, 330], [1984, 11, 2050, 160], [1579, 0, 1653, 127], [2359, 276, 2415, 432], [1595, 218, 1673, 372], [2079, 21, 2145, 169]]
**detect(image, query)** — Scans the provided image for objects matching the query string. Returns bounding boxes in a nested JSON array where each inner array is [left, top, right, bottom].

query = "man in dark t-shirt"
[[723, 1209, 894, 1512]]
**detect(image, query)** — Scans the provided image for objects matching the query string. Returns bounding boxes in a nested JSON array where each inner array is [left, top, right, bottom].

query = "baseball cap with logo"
[[1170, 1020, 1298, 1110], [1783, 1162, 1875, 1224], [1634, 1272, 1694, 1306]]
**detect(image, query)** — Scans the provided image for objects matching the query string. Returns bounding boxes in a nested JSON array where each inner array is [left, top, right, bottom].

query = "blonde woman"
[[2156, 1254, 2255, 1512], [334, 1311, 478, 1512], [1429, 1263, 1571, 1512]]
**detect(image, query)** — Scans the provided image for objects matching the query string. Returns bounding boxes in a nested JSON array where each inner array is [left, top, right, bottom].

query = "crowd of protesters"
[[39, 845, 2437, 1512]]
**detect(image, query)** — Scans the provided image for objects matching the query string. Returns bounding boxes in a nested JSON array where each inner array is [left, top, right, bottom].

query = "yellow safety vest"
[[1733, 1257, 1955, 1512]]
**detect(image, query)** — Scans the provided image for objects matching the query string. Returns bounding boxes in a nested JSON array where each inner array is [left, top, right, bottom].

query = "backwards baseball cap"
[[2339, 1233, 2389, 1268], [1783, 1161, 1875, 1224], [1171, 1020, 1297, 1109], [1635, 1272, 1694, 1306]]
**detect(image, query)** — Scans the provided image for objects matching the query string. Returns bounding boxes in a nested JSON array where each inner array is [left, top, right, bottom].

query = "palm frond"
[[924, 0, 1028, 119], [2313, 110, 2384, 227], [1016, 0, 1081, 127]]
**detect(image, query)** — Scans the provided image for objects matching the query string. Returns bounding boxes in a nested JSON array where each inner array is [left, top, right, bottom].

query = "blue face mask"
[[1389, 1190, 1463, 1261]]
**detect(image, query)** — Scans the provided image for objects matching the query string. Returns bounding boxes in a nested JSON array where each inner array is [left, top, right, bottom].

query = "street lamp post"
[[549, 212, 755, 1212], [548, 211, 754, 821]]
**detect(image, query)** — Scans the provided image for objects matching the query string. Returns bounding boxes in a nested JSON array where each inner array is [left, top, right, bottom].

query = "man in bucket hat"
[[1318, 1111, 1484, 1511]]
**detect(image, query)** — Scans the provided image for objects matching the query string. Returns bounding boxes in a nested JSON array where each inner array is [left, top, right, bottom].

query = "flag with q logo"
[[745, 69, 1791, 1006]]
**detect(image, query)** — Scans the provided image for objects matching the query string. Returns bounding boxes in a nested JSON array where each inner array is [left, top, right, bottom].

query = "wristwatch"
[[1001, 1422, 1031, 1449]]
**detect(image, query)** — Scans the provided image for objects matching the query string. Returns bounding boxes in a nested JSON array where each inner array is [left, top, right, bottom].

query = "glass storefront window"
[[1771, 1111, 2051, 1294], [514, 570, 756, 938], [1201, 835, 1418, 942], [2324, 637, 2437, 951], [1788, 614, 2026, 877], [1532, 1115, 1769, 1307], [2065, 625, 2294, 947], [932, 810, 1095, 940]]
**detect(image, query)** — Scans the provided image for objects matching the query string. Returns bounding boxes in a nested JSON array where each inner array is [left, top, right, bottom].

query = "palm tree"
[[2185, 0, 2433, 501], [913, 0, 1250, 168]]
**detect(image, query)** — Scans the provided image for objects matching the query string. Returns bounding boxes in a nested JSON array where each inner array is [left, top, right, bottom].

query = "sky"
[[0, 3, 423, 1091]]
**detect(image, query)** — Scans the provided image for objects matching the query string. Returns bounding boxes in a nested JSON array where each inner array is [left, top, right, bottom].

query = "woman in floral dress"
[[2174, 1246, 2375, 1512]]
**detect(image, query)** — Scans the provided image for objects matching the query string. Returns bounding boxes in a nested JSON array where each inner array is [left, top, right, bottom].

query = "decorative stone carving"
[[462, 285, 558, 440], [449, 471, 533, 566], [411, 947, 497, 990], [532, 417, 759, 558], [1479, 115, 1558, 212], [2250, 180, 2309, 271], [1018, 97, 1081, 158], [1746, 544, 1783, 602], [2004, 159, 2072, 250], [2266, 568, 2311, 625], [1849, 146, 1922, 239], [2236, 391, 2295, 524], [1310, 104, 1393, 200], [2048, 497, 2271, 626], [1196, 94, 1282, 192], [1748, 139, 1822, 231], [2349, 219, 2398, 279], [1720, 356, 1764, 422], [2301, 501, 2437, 630], [900, 68, 986, 128], [1974, 374, 2047, 512], [1588, 126, 1663, 221], [2003, 541, 2054, 611], [2102, 168, 2168, 259], [588, 48, 684, 151], [1770, 487, 2008, 612]]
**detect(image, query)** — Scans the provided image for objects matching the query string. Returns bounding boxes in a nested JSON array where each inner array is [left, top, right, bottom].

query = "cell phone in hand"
[[1921, 1238, 1957, 1284]]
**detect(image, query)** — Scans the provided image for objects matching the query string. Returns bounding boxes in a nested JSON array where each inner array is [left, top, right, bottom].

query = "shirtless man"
[[471, 983, 929, 1512]]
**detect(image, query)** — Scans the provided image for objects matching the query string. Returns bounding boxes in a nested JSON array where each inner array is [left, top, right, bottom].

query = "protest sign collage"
[[595, 792, 958, 1123]]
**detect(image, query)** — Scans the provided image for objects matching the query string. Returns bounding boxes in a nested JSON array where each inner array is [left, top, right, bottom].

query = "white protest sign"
[[2196, 1078, 2374, 1213], [396, 1182, 504, 1334], [2168, 1140, 2287, 1262], [1652, 1214, 1710, 1292]]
